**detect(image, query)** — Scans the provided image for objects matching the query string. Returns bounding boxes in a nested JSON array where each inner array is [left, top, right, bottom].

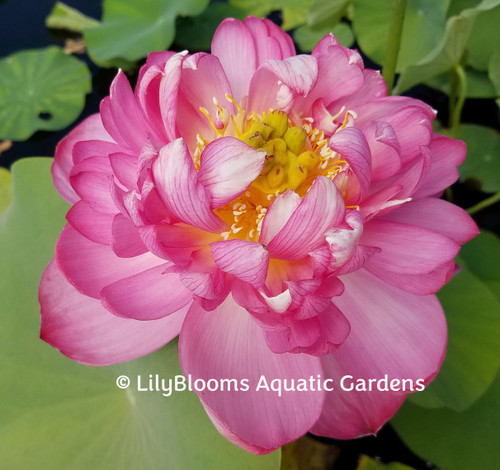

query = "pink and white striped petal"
[[152, 139, 226, 233], [266, 177, 345, 259], [198, 137, 265, 208], [211, 239, 269, 287]]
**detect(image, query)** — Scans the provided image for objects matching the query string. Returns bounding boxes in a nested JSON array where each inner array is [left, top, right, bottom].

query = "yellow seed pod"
[[264, 111, 289, 138], [286, 161, 308, 191], [297, 150, 320, 170], [248, 121, 273, 140], [242, 131, 265, 149], [260, 155, 275, 175], [284, 127, 307, 155], [266, 165, 285, 188], [262, 138, 288, 165]]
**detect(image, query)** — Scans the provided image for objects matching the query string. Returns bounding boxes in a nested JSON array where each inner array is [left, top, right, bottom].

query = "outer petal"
[[100, 263, 193, 320], [382, 198, 479, 245], [361, 219, 460, 276], [311, 269, 446, 439], [40, 259, 187, 366], [198, 137, 265, 208], [66, 200, 114, 245], [52, 114, 113, 204], [413, 135, 466, 198], [152, 139, 226, 233], [56, 225, 165, 299], [179, 295, 325, 453], [210, 239, 269, 287], [267, 177, 345, 259]]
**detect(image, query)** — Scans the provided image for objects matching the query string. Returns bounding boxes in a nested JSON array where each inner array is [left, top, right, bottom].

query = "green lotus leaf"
[[353, 0, 449, 71], [457, 124, 500, 193], [84, 0, 210, 66], [294, 23, 354, 52], [0, 47, 91, 141], [393, 370, 500, 470]]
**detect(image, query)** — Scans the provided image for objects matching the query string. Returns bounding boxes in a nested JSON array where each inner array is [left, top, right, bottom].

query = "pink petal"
[[159, 52, 185, 142], [56, 225, 165, 299], [302, 45, 364, 109], [267, 177, 345, 259], [243, 16, 295, 65], [211, 18, 257, 102], [362, 120, 402, 182], [108, 70, 157, 151], [330, 127, 372, 203], [211, 239, 269, 287], [111, 213, 147, 258], [179, 295, 325, 453], [311, 269, 446, 439], [382, 198, 479, 245], [198, 137, 265, 208], [100, 263, 193, 320], [362, 219, 460, 275], [109, 152, 138, 190], [135, 64, 169, 144], [66, 200, 114, 245], [152, 139, 226, 233], [413, 135, 466, 198], [69, 157, 117, 214], [52, 114, 113, 204], [40, 259, 188, 366], [259, 190, 301, 246], [248, 55, 318, 113], [330, 69, 387, 115]]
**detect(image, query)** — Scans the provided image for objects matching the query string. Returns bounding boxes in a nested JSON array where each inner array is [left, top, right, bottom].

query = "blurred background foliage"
[[0, 1, 499, 469]]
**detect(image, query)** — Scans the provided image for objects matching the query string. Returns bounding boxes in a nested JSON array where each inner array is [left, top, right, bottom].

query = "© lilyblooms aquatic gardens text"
[[117, 374, 426, 397]]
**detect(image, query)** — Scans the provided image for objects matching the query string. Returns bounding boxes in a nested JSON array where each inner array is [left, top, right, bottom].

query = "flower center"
[[197, 96, 350, 241]]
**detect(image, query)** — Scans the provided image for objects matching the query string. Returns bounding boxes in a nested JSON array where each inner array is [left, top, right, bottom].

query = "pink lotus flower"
[[40, 17, 478, 454]]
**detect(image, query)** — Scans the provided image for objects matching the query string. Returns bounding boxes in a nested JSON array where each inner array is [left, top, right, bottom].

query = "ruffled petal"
[[152, 138, 226, 232], [40, 259, 187, 366], [179, 295, 325, 453], [330, 127, 372, 203], [198, 137, 265, 208], [259, 190, 301, 245], [52, 114, 113, 204], [211, 239, 269, 287], [248, 55, 318, 113], [267, 177, 345, 259]]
